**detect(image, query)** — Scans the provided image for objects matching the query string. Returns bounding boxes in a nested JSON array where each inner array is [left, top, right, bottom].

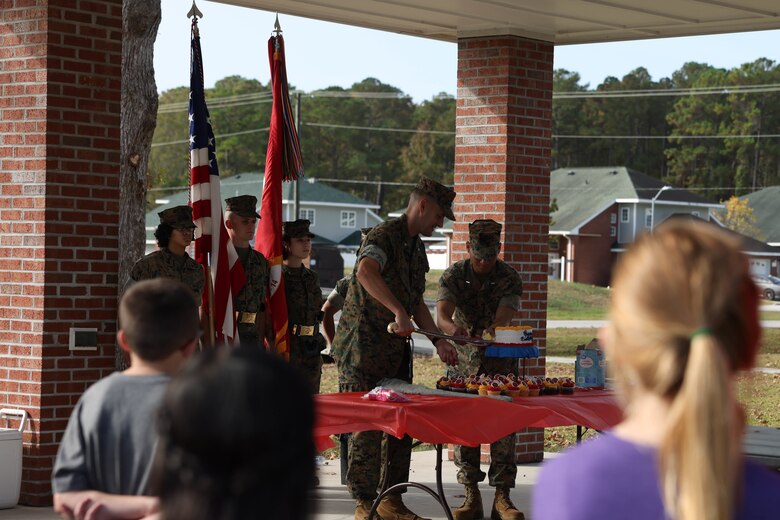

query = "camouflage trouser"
[[455, 433, 517, 488], [290, 350, 323, 394], [450, 356, 519, 488], [339, 344, 413, 500]]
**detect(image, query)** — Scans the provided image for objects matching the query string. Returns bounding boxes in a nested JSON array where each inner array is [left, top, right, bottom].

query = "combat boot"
[[452, 483, 483, 520], [490, 487, 525, 520], [355, 498, 384, 520], [376, 493, 431, 520]]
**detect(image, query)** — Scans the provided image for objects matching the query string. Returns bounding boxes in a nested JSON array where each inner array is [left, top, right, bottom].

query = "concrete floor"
[[1, 450, 552, 519]]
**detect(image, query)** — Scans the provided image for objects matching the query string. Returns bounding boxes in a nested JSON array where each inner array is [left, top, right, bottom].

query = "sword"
[[386, 322, 492, 345]]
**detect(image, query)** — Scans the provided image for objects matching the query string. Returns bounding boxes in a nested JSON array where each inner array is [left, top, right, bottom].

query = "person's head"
[[603, 219, 760, 520], [224, 195, 260, 246], [157, 206, 197, 253], [151, 347, 315, 520], [466, 219, 502, 274], [282, 219, 314, 260], [406, 177, 456, 237], [118, 279, 201, 362]]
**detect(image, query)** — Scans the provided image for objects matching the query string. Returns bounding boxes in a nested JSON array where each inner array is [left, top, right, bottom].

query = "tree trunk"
[[118, 0, 161, 370]]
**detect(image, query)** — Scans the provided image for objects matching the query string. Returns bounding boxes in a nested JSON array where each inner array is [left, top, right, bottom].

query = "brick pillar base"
[[0, 0, 121, 505], [453, 35, 553, 463]]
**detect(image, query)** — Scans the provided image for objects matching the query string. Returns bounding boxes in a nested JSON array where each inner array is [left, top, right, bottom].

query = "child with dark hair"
[[150, 346, 315, 520], [52, 279, 200, 517]]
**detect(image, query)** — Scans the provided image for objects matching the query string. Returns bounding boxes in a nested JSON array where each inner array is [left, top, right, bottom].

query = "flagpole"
[[206, 258, 215, 347]]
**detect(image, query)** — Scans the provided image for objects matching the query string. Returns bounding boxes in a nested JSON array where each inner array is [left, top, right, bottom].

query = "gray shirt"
[[52, 372, 170, 496]]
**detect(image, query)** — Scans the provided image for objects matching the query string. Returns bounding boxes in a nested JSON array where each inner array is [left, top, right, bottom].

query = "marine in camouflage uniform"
[[128, 205, 204, 302], [437, 219, 525, 520], [321, 226, 372, 343], [331, 177, 458, 520], [224, 195, 270, 348], [283, 219, 326, 393]]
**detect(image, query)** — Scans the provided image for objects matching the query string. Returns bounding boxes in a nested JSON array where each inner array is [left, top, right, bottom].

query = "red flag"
[[189, 19, 246, 344], [256, 33, 303, 358]]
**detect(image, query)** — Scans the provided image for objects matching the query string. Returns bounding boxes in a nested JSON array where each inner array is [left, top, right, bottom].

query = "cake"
[[493, 325, 533, 345]]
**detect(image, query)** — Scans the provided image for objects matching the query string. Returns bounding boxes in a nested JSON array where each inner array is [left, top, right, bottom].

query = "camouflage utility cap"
[[283, 219, 315, 239], [225, 195, 261, 218], [415, 176, 456, 221], [469, 219, 502, 259], [158, 205, 197, 229]]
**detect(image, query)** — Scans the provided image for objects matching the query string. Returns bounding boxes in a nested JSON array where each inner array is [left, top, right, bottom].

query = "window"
[[620, 207, 629, 223], [340, 210, 356, 228], [610, 226, 616, 237], [645, 208, 652, 228], [298, 208, 315, 226], [610, 213, 617, 224]]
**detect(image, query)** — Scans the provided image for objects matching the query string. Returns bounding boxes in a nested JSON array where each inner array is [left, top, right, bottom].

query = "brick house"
[[548, 167, 722, 286]]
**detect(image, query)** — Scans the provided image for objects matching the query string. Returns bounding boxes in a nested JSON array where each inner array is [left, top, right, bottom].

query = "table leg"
[[367, 444, 454, 520]]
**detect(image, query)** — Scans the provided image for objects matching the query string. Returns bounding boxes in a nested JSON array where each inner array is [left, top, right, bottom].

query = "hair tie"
[[690, 327, 712, 341]]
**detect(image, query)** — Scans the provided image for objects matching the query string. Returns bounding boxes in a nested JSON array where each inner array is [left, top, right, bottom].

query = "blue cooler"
[[0, 409, 27, 509]]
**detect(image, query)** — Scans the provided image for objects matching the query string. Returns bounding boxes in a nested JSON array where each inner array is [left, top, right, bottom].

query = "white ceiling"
[[215, 0, 780, 45]]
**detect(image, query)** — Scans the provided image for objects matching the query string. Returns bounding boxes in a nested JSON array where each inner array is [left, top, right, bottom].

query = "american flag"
[[189, 20, 245, 343]]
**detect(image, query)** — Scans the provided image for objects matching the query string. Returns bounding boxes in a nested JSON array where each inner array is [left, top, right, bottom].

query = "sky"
[[155, 0, 780, 103]]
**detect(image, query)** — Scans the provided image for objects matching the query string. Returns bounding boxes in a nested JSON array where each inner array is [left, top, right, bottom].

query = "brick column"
[[0, 1, 121, 505], [453, 36, 553, 463]]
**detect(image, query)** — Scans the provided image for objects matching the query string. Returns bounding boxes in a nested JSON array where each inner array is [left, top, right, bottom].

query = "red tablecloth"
[[314, 390, 622, 451]]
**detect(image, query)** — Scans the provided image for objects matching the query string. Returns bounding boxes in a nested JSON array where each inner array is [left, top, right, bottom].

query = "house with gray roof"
[[549, 167, 723, 286], [145, 173, 383, 253], [739, 186, 780, 247]]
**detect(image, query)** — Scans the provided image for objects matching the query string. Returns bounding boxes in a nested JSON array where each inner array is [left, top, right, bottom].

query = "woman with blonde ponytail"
[[532, 219, 780, 519]]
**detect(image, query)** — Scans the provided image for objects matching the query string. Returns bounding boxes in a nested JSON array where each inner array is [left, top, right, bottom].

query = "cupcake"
[[487, 381, 503, 396], [527, 380, 541, 396], [450, 378, 467, 393], [436, 376, 450, 391], [543, 378, 559, 395], [517, 381, 530, 397], [505, 382, 521, 398], [466, 381, 480, 394], [560, 378, 575, 395], [478, 382, 490, 396]]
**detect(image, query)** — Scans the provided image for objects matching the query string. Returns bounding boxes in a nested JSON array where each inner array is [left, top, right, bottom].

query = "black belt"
[[291, 324, 318, 336]]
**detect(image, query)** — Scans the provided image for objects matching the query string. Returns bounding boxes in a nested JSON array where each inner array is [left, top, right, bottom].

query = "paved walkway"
[[1, 451, 551, 520]]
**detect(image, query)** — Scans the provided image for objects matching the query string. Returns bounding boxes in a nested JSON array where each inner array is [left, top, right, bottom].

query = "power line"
[[156, 89, 411, 113], [304, 122, 453, 134], [555, 83, 780, 99], [155, 83, 780, 114], [151, 127, 270, 148], [556, 133, 780, 140]]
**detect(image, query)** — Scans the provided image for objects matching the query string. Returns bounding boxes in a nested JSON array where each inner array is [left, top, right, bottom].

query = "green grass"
[[547, 280, 610, 319]]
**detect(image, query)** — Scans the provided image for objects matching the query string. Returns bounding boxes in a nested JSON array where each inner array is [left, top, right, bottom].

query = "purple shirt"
[[533, 432, 780, 520]]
